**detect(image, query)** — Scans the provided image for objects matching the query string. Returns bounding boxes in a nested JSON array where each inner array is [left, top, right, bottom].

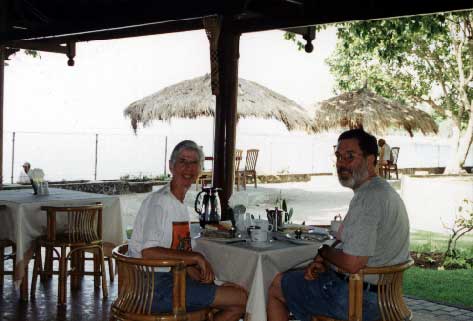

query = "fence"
[[4, 130, 473, 183]]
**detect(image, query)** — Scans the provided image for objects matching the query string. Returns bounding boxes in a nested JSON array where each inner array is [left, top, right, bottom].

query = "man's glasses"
[[334, 151, 363, 162], [176, 158, 200, 167]]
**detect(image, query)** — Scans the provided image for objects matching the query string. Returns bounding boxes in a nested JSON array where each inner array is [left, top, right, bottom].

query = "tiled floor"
[[406, 297, 473, 321], [1, 259, 472, 321]]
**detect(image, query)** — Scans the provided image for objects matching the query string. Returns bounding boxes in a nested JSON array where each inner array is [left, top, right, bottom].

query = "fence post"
[[164, 135, 168, 176], [10, 131, 15, 183], [94, 133, 98, 180]]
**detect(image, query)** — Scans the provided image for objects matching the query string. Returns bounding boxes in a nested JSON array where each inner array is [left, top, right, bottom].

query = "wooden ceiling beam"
[[1, 18, 205, 45], [236, 1, 473, 33]]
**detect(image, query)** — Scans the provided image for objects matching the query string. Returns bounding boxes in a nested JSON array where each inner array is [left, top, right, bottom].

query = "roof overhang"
[[1, 0, 472, 45]]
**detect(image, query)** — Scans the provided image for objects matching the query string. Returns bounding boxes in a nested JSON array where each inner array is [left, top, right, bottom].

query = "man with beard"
[[267, 129, 410, 321]]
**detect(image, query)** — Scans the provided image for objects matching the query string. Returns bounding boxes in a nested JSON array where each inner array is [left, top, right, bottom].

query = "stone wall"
[[50, 180, 161, 195]]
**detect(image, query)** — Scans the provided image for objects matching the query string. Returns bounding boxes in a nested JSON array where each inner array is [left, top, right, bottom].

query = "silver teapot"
[[195, 186, 221, 228]]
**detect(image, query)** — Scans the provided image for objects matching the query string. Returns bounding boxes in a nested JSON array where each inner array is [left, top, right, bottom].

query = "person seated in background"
[[267, 129, 410, 321], [17, 161, 31, 184], [377, 138, 391, 177], [129, 140, 247, 321]]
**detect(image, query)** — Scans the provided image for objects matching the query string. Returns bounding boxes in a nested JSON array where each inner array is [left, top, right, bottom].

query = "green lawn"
[[405, 230, 473, 308], [410, 229, 473, 254], [404, 267, 473, 308]]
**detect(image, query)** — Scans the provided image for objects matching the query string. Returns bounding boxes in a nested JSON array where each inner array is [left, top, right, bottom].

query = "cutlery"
[[225, 239, 247, 244]]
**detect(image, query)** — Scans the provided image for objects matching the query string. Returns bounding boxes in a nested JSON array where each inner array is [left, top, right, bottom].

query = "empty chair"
[[312, 259, 414, 321], [31, 203, 108, 305], [196, 156, 214, 190], [383, 147, 400, 180], [81, 250, 115, 282], [234, 149, 244, 191], [0, 205, 15, 287], [0, 239, 15, 287], [111, 243, 214, 321], [237, 149, 259, 190]]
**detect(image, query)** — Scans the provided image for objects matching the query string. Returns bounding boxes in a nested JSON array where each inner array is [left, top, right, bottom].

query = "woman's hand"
[[186, 266, 201, 281], [195, 254, 215, 284], [304, 255, 326, 280]]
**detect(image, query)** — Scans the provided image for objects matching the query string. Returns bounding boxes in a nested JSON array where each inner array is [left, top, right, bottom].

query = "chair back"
[[313, 259, 414, 321], [40, 204, 103, 244], [244, 149, 259, 171], [112, 244, 212, 321], [390, 147, 400, 165], [235, 149, 243, 171], [351, 259, 413, 321]]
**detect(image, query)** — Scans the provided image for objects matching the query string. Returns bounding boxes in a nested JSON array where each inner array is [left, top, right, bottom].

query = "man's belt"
[[333, 271, 378, 293]]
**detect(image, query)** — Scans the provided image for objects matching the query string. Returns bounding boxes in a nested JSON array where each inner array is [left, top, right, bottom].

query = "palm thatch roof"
[[312, 87, 438, 137], [124, 74, 316, 133]]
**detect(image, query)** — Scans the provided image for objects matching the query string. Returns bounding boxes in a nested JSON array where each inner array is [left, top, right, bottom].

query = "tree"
[[325, 11, 473, 174]]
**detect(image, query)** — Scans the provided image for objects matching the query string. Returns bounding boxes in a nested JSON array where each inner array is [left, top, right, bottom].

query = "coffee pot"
[[195, 186, 221, 228]]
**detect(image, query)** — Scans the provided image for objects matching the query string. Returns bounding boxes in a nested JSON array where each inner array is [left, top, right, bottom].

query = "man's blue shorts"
[[281, 269, 380, 321], [151, 272, 217, 313]]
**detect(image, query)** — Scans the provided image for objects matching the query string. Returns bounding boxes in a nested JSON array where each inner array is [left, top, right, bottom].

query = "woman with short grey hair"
[[169, 140, 204, 170]]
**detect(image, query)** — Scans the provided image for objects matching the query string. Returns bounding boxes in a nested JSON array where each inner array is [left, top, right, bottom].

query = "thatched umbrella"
[[124, 74, 316, 133], [312, 87, 438, 137]]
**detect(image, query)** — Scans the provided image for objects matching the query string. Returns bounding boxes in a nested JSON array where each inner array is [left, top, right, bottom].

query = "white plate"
[[249, 241, 273, 248]]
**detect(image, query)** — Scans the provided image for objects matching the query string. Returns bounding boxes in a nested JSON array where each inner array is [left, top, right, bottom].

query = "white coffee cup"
[[249, 228, 269, 242], [254, 219, 273, 232]]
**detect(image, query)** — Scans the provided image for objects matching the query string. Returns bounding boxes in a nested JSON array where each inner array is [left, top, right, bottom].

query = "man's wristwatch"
[[317, 244, 330, 258]]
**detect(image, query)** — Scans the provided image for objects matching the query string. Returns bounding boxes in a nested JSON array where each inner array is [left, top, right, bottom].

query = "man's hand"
[[304, 255, 326, 280], [195, 254, 215, 284]]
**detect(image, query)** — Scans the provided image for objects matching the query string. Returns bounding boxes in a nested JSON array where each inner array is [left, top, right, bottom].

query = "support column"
[[0, 2, 6, 187], [212, 17, 240, 219], [0, 47, 4, 187]]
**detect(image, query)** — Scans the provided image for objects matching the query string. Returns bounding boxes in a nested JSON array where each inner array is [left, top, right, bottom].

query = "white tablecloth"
[[0, 188, 126, 283], [193, 238, 321, 321]]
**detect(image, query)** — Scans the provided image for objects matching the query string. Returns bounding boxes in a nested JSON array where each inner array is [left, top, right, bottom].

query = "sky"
[[4, 27, 337, 135]]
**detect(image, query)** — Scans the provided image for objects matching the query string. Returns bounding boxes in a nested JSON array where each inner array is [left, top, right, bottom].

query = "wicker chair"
[[312, 259, 414, 321], [0, 239, 15, 287], [111, 244, 214, 321], [233, 149, 244, 191], [0, 204, 15, 287], [30, 204, 108, 305]]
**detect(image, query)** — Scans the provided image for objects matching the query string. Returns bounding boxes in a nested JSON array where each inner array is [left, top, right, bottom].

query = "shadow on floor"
[[0, 259, 117, 321]]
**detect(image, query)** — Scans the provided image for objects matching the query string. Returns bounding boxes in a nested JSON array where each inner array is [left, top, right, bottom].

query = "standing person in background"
[[377, 138, 392, 177], [17, 161, 31, 184]]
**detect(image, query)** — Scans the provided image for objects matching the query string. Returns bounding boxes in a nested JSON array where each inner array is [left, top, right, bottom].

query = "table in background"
[[0, 188, 126, 300], [193, 237, 320, 321]]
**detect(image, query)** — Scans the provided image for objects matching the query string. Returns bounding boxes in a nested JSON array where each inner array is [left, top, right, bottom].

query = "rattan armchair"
[[312, 259, 414, 321], [0, 204, 15, 287], [111, 244, 214, 321], [0, 239, 15, 286], [30, 203, 108, 305]]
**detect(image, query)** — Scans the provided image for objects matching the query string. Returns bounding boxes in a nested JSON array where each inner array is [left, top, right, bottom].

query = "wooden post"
[[213, 17, 241, 219], [0, 47, 4, 187], [164, 135, 168, 176], [0, 2, 7, 187], [11, 131, 15, 183], [94, 133, 98, 180]]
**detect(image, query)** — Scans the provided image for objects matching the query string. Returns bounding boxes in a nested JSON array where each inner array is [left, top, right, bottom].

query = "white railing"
[[4, 130, 472, 183]]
